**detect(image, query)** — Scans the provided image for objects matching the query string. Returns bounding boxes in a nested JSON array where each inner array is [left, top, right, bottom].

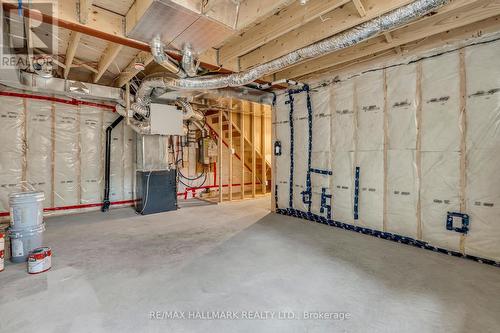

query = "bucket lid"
[[8, 223, 46, 238], [9, 191, 45, 201]]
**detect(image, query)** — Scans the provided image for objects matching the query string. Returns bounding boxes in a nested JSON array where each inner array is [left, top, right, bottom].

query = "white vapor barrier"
[[357, 151, 384, 230], [0, 96, 23, 211], [104, 112, 124, 202], [54, 104, 79, 207], [26, 99, 53, 207], [420, 53, 461, 251], [385, 64, 418, 238], [292, 92, 309, 211], [356, 71, 384, 152], [355, 72, 384, 230], [331, 81, 354, 224], [465, 41, 500, 260], [123, 125, 135, 200], [310, 87, 332, 216], [80, 106, 103, 204], [274, 39, 500, 262], [274, 93, 291, 209], [0, 89, 135, 218]]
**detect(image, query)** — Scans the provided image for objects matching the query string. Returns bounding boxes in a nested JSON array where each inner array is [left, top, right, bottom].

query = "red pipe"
[[0, 91, 116, 110], [0, 199, 136, 217]]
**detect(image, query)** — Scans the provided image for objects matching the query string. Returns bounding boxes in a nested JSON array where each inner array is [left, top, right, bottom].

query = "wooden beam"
[[228, 100, 233, 201], [260, 104, 267, 195], [239, 0, 415, 70], [241, 101, 246, 199], [94, 43, 123, 83], [218, 110, 223, 203], [73, 58, 98, 73], [64, 31, 81, 79], [384, 32, 393, 43], [251, 103, 256, 198], [299, 15, 500, 83], [235, 0, 297, 30], [274, 0, 500, 80], [352, 0, 367, 17], [79, 0, 92, 24], [115, 52, 154, 87], [219, 0, 350, 64]]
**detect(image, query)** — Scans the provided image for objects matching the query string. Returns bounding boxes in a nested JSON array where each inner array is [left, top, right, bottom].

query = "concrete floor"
[[1, 197, 500, 333]]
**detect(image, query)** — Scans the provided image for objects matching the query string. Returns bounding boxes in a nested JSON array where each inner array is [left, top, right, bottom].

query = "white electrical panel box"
[[150, 103, 184, 135]]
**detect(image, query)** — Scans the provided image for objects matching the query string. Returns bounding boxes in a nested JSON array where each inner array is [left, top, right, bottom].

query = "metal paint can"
[[28, 246, 52, 274]]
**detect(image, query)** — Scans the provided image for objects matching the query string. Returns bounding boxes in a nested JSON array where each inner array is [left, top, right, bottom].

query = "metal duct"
[[181, 43, 199, 77], [140, 0, 448, 94], [150, 36, 186, 77], [177, 98, 204, 121]]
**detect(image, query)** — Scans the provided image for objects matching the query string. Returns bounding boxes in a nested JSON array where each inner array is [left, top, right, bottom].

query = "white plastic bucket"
[[8, 223, 45, 263], [9, 191, 45, 230]]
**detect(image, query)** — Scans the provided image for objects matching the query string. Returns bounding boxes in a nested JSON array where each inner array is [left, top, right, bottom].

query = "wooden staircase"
[[205, 106, 271, 195]]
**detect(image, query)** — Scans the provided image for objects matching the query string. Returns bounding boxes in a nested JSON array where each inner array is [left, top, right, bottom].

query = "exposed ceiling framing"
[[1, 0, 499, 88]]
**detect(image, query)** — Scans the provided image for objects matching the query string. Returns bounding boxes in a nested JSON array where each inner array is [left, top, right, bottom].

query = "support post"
[[241, 101, 246, 199], [251, 103, 256, 198], [229, 100, 233, 201], [261, 104, 267, 195], [218, 110, 223, 203]]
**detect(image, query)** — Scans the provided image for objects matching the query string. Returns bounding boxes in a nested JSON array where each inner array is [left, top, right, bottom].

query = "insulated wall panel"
[[356, 71, 384, 152], [0, 96, 23, 211], [270, 38, 500, 263], [385, 65, 418, 238], [465, 40, 500, 260], [386, 150, 418, 238], [26, 99, 53, 207], [420, 53, 461, 250], [421, 53, 461, 152], [331, 151, 354, 224], [274, 93, 291, 209], [357, 151, 384, 230], [123, 125, 135, 200], [386, 65, 417, 150], [331, 81, 355, 224], [355, 72, 384, 230], [80, 106, 102, 204], [104, 113, 124, 202], [310, 88, 332, 216], [291, 92, 309, 211], [53, 104, 79, 207], [331, 81, 355, 152]]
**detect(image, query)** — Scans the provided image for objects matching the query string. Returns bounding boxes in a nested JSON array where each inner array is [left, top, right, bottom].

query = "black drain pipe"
[[102, 115, 124, 212]]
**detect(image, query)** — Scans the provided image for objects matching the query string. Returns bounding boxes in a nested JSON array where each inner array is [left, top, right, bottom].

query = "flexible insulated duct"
[[181, 43, 199, 77], [150, 36, 186, 78], [135, 0, 448, 101]]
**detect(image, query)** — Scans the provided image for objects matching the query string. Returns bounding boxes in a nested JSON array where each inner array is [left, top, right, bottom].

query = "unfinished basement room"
[[1, 0, 500, 332]]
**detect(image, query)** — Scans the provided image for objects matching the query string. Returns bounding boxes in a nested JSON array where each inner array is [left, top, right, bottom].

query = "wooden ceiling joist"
[[352, 0, 367, 17], [238, 0, 417, 70], [273, 0, 500, 80], [305, 15, 500, 81], [94, 43, 123, 83], [218, 0, 351, 65], [115, 52, 154, 88], [79, 0, 92, 24], [64, 31, 82, 79]]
